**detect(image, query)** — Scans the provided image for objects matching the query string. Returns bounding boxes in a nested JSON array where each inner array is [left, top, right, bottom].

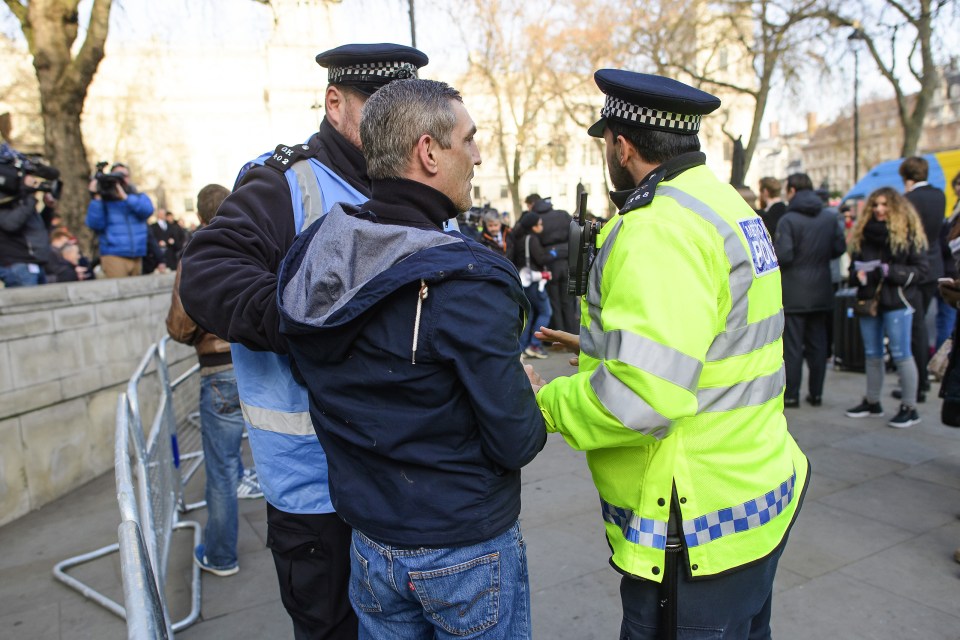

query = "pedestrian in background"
[[845, 186, 928, 428], [775, 172, 846, 408], [85, 163, 154, 278], [166, 183, 261, 578], [899, 156, 945, 402]]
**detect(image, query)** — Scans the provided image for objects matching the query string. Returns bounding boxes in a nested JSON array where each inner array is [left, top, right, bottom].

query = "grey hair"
[[360, 78, 463, 180], [482, 211, 500, 224]]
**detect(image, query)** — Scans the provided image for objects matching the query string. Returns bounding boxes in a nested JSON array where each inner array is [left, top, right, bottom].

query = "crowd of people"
[[0, 158, 197, 288], [749, 157, 960, 431]]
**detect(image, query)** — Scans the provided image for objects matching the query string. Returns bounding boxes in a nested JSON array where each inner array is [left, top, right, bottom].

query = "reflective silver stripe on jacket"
[[290, 160, 326, 230], [240, 401, 315, 437], [581, 327, 702, 393], [697, 367, 785, 413], [601, 498, 668, 550], [590, 366, 672, 438], [656, 186, 753, 331], [706, 312, 784, 361], [682, 469, 796, 548]]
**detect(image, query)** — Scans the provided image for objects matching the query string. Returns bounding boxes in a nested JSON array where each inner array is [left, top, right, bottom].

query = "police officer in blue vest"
[[180, 43, 428, 640]]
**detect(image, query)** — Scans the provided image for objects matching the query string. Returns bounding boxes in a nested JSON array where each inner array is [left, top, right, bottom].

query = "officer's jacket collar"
[[611, 151, 706, 213]]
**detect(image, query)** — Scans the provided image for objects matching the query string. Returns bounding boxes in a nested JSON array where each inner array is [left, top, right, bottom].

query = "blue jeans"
[[859, 307, 913, 360], [520, 284, 552, 350], [199, 368, 245, 569], [349, 521, 531, 639], [0, 262, 43, 287], [935, 293, 957, 349]]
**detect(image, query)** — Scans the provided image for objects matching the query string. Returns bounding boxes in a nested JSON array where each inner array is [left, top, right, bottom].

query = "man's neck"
[[765, 197, 782, 209]]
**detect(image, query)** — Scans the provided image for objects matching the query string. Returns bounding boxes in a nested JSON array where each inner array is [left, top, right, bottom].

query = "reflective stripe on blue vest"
[[232, 152, 365, 514]]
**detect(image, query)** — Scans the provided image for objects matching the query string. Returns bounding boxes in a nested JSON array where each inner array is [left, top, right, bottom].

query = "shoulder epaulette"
[[264, 142, 314, 173]]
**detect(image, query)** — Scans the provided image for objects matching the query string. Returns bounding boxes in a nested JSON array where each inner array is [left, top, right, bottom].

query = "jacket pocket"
[[409, 552, 500, 636]]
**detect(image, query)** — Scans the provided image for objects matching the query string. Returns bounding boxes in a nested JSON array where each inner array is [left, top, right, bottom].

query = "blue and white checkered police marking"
[[601, 95, 702, 133], [682, 471, 796, 548], [601, 499, 667, 550], [738, 217, 779, 277]]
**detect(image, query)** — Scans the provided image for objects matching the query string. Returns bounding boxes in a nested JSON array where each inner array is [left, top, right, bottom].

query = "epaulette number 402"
[[273, 146, 295, 166], [265, 143, 310, 172]]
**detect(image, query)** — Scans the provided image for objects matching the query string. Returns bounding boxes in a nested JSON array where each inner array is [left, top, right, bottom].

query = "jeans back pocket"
[[409, 552, 500, 637]]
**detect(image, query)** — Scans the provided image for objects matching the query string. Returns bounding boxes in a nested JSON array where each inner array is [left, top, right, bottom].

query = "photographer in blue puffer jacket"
[[85, 162, 153, 278]]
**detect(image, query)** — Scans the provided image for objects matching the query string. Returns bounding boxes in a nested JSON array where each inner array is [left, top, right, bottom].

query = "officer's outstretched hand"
[[535, 326, 580, 367], [939, 278, 960, 308]]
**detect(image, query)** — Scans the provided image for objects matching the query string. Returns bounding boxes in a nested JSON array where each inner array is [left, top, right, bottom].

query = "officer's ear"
[[615, 135, 636, 167], [325, 85, 346, 126]]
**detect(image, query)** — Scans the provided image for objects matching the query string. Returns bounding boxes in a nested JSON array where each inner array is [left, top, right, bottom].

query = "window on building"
[[473, 186, 481, 199], [184, 197, 194, 212], [500, 185, 509, 198]]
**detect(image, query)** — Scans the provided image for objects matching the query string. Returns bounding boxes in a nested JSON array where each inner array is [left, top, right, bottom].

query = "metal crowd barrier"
[[53, 337, 203, 637]]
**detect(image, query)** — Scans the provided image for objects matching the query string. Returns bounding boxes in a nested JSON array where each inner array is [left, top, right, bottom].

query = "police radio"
[[568, 189, 597, 296]]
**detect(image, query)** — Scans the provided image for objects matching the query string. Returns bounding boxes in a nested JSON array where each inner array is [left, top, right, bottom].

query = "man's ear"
[[325, 85, 344, 127], [414, 134, 440, 176], [616, 135, 635, 166]]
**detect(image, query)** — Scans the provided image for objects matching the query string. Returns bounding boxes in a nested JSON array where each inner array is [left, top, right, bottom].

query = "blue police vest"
[[232, 154, 365, 514]]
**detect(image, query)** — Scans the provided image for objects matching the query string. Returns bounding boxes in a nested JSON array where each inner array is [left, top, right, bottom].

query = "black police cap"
[[316, 43, 429, 95], [587, 69, 721, 138]]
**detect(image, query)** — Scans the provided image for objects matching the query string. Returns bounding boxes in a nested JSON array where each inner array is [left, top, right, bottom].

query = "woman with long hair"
[[845, 186, 929, 427]]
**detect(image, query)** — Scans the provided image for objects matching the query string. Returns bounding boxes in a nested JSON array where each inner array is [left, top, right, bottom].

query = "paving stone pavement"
[[3, 353, 960, 639]]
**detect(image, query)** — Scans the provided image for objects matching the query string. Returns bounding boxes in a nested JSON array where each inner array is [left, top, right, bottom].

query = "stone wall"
[[0, 273, 196, 527]]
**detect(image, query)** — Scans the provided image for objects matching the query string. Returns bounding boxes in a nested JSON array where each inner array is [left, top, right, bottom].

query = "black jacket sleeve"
[[179, 166, 297, 353]]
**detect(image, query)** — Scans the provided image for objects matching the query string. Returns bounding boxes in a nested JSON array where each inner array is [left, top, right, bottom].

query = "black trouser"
[[546, 259, 580, 334], [911, 282, 937, 392], [783, 312, 829, 401], [266, 504, 358, 640], [618, 544, 784, 639]]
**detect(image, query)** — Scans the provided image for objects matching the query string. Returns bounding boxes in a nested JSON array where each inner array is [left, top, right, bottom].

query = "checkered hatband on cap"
[[328, 61, 419, 84], [601, 95, 702, 133]]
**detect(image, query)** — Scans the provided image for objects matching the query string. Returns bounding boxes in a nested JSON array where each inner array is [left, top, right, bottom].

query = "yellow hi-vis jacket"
[[537, 162, 809, 582]]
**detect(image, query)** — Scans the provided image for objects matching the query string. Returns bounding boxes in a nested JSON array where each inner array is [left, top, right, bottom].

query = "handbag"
[[852, 281, 882, 317], [929, 338, 953, 382]]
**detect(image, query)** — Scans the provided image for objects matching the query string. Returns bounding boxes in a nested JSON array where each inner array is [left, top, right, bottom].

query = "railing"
[[53, 337, 203, 637]]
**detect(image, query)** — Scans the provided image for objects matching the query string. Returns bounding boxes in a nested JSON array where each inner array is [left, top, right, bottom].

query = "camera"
[[0, 144, 62, 204], [93, 161, 134, 201], [568, 189, 598, 296]]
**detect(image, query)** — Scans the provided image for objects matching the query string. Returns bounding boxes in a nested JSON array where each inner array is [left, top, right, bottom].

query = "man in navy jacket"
[[278, 79, 546, 639]]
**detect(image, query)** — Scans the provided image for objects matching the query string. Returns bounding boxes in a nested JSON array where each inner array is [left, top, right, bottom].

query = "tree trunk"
[[40, 98, 92, 249], [7, 0, 113, 255]]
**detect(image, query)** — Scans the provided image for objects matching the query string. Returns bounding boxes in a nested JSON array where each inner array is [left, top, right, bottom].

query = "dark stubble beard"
[[608, 159, 635, 192]]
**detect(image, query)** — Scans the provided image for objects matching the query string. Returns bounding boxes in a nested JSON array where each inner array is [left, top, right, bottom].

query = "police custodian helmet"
[[316, 43, 429, 96], [587, 69, 721, 138]]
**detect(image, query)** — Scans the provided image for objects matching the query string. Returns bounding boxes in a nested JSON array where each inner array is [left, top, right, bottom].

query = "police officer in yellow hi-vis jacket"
[[531, 69, 809, 639]]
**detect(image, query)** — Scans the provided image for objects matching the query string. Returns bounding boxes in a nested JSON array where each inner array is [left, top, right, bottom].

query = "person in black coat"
[[510, 211, 554, 358], [526, 195, 578, 334], [774, 173, 846, 407], [900, 156, 946, 400], [759, 176, 787, 239]]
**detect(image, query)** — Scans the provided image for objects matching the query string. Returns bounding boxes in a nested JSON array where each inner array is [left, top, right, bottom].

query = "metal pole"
[[853, 47, 860, 184], [408, 0, 416, 48]]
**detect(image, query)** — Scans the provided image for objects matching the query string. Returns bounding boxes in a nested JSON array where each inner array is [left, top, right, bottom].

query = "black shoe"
[[888, 404, 921, 428], [806, 395, 822, 407], [892, 389, 926, 403], [846, 398, 884, 418], [783, 398, 800, 409]]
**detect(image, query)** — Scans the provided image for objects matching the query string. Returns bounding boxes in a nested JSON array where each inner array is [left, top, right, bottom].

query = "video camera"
[[567, 189, 598, 296], [0, 144, 62, 204], [93, 161, 132, 201]]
